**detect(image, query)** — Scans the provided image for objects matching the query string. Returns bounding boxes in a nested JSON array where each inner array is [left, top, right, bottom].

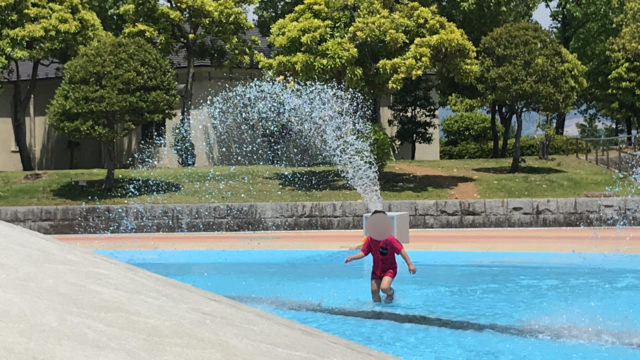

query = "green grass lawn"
[[406, 155, 636, 199], [0, 155, 635, 206]]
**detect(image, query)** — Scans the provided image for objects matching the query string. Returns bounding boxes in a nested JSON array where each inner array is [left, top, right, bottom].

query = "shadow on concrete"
[[472, 166, 565, 174], [52, 178, 183, 201]]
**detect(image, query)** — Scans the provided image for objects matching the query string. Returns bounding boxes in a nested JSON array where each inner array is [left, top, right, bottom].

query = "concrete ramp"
[[0, 221, 394, 360]]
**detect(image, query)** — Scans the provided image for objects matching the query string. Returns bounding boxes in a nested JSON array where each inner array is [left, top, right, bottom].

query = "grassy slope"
[[408, 156, 632, 199], [0, 156, 633, 206]]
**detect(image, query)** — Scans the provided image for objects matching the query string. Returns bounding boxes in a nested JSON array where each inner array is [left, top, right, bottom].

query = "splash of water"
[[192, 79, 383, 211]]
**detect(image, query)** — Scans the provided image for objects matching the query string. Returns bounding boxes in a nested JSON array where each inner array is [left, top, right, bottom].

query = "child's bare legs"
[[371, 277, 395, 303], [370, 279, 382, 302], [381, 276, 394, 304]]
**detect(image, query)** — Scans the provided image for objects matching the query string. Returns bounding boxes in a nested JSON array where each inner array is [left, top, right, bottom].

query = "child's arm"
[[400, 249, 417, 274], [345, 251, 366, 263]]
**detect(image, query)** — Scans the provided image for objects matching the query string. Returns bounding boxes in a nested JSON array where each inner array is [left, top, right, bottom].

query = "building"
[[0, 29, 439, 172]]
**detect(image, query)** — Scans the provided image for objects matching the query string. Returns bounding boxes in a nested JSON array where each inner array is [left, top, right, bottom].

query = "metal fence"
[[568, 135, 639, 173]]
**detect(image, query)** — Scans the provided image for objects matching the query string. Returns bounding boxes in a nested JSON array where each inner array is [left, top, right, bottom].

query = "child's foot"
[[383, 288, 394, 304]]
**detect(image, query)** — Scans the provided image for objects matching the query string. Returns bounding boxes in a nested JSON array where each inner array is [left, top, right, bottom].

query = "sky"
[[533, 2, 553, 29]]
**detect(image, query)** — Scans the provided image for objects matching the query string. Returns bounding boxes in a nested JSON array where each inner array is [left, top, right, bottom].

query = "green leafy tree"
[[255, 0, 303, 37], [0, 0, 102, 171], [388, 76, 437, 160], [425, 0, 540, 46], [47, 36, 178, 188], [608, 0, 640, 138], [478, 22, 586, 173], [545, 0, 625, 135], [121, 0, 258, 166], [87, 0, 128, 35], [576, 115, 603, 139], [259, 0, 477, 104], [426, 0, 538, 156]]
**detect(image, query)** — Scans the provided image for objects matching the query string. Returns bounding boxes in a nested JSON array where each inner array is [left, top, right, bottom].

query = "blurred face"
[[366, 213, 393, 241]]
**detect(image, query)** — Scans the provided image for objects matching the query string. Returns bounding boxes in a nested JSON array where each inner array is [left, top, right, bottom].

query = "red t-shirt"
[[360, 235, 404, 279]]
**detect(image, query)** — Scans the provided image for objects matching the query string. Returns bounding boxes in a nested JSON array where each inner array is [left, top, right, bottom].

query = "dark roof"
[[2, 61, 64, 82], [2, 28, 271, 82], [168, 27, 272, 69]]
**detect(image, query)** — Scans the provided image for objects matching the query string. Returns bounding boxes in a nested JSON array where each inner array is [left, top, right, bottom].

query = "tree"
[[121, 0, 257, 167], [576, 115, 603, 139], [259, 0, 477, 103], [425, 0, 540, 46], [47, 36, 178, 188], [87, 0, 128, 35], [608, 0, 640, 139], [545, 0, 625, 135], [424, 0, 538, 155], [0, 0, 101, 171], [255, 0, 303, 37], [478, 22, 586, 173], [388, 76, 437, 159]]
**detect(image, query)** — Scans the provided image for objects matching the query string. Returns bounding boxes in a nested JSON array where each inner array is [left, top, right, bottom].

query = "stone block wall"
[[0, 197, 637, 235]]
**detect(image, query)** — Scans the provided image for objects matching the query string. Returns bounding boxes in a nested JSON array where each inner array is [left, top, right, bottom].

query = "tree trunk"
[[498, 106, 513, 158], [103, 141, 116, 189], [490, 101, 499, 158], [177, 44, 196, 167], [411, 140, 416, 160], [555, 112, 566, 135], [10, 60, 37, 171], [510, 111, 524, 173], [625, 116, 633, 146]]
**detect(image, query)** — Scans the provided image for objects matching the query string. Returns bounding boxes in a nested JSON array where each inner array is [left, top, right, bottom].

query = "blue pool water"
[[100, 250, 640, 359]]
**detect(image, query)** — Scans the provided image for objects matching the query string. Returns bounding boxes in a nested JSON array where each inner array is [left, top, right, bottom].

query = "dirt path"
[[55, 227, 640, 253], [391, 163, 480, 200]]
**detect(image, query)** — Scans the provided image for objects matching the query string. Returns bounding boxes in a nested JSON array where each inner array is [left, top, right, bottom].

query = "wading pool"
[[99, 250, 640, 359]]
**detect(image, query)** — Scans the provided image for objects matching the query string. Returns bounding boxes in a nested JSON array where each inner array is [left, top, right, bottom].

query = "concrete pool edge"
[[54, 227, 640, 253], [0, 221, 396, 360]]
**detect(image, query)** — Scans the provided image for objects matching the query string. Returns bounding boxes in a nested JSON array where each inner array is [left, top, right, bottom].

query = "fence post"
[[585, 141, 588, 161], [575, 138, 579, 158], [606, 149, 610, 168], [595, 145, 599, 165], [618, 145, 622, 172]]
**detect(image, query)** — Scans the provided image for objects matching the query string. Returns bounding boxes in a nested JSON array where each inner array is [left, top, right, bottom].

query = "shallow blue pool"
[[99, 250, 640, 359]]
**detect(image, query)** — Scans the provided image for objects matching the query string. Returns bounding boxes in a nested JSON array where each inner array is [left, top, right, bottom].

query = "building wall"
[[0, 86, 23, 171], [378, 94, 440, 161], [1, 67, 439, 171]]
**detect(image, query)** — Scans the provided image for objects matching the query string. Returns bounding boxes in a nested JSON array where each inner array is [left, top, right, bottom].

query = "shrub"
[[370, 124, 395, 173], [441, 135, 588, 159], [440, 139, 493, 159], [441, 111, 503, 146]]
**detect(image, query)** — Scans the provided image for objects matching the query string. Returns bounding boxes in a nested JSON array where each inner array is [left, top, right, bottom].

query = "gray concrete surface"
[[1, 197, 638, 234], [0, 221, 394, 359]]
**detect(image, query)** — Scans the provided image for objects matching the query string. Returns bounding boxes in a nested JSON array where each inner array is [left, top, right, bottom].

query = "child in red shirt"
[[345, 211, 417, 303]]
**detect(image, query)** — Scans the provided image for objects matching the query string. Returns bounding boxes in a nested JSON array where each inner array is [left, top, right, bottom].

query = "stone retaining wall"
[[1, 197, 637, 234]]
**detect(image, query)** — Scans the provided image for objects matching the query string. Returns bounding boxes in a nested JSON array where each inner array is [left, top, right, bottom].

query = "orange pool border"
[[54, 227, 640, 253]]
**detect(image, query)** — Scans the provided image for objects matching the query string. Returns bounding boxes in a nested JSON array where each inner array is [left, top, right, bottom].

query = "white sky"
[[533, 2, 553, 29]]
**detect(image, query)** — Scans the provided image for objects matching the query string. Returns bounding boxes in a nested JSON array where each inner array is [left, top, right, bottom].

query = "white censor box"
[[363, 212, 410, 244]]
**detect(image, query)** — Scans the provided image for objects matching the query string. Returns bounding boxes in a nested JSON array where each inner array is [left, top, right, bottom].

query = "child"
[[345, 210, 417, 303]]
